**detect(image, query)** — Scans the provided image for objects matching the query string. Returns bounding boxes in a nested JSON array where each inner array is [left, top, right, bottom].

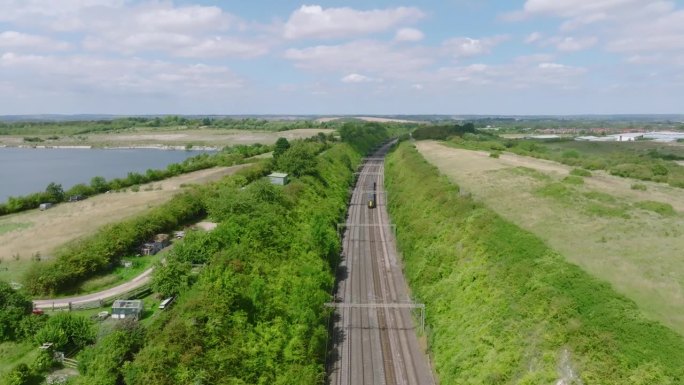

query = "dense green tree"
[[273, 137, 291, 158], [90, 176, 109, 193], [152, 260, 192, 298], [76, 320, 145, 385], [65, 183, 95, 199], [44, 182, 64, 203], [0, 281, 32, 341], [34, 313, 95, 350], [276, 142, 318, 177]]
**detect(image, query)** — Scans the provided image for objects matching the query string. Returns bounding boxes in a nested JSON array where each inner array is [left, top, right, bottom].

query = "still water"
[[0, 147, 212, 202]]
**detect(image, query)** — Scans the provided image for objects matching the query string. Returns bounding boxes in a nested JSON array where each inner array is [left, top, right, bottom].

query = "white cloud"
[[283, 5, 425, 40], [0, 31, 71, 51], [525, 32, 543, 44], [0, 52, 244, 95], [520, 0, 645, 18], [284, 40, 433, 78], [511, 0, 684, 53], [432, 61, 587, 89], [0, 0, 126, 31], [395, 28, 425, 42], [341, 73, 381, 83], [0, 2, 267, 59], [78, 3, 266, 58], [556, 36, 598, 52], [441, 35, 509, 59], [132, 5, 232, 32], [515, 53, 556, 64]]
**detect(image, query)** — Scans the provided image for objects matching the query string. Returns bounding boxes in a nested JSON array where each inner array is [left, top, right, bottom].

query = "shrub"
[[489, 152, 500, 158], [0, 281, 32, 342]]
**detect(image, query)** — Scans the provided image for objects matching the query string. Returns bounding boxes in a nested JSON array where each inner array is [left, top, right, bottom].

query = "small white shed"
[[268, 172, 289, 186]]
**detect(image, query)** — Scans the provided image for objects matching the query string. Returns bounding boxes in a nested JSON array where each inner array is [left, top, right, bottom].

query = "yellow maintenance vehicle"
[[368, 182, 377, 209]]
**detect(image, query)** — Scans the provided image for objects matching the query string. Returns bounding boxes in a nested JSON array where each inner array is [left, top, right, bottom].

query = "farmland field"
[[417, 140, 684, 335], [0, 164, 247, 283]]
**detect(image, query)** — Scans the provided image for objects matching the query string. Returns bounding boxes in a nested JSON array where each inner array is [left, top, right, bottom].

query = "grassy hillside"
[[385, 142, 684, 384], [415, 141, 684, 335]]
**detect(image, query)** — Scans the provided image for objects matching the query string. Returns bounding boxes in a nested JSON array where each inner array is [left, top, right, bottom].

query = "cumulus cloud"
[[441, 35, 509, 59], [555, 36, 598, 52], [285, 40, 433, 78], [0, 2, 267, 59], [75, 3, 266, 58], [395, 28, 425, 42], [433, 60, 586, 89], [509, 0, 684, 56], [341, 73, 381, 83], [0, 52, 244, 94], [283, 5, 425, 40], [0, 31, 71, 51]]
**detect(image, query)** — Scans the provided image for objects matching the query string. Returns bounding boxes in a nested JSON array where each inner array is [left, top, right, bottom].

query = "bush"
[[6, 363, 31, 385], [34, 313, 95, 350], [489, 152, 501, 158], [0, 281, 32, 342]]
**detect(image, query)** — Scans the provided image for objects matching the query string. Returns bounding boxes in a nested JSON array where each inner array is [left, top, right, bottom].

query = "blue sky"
[[0, 0, 682, 115]]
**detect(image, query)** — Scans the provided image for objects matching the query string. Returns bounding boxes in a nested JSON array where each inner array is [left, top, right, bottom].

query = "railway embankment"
[[384, 142, 684, 384]]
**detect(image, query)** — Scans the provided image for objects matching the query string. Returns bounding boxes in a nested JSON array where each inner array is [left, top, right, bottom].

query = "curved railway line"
[[328, 142, 435, 385]]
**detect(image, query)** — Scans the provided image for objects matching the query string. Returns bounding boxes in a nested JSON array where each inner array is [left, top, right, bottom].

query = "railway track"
[[328, 143, 435, 385]]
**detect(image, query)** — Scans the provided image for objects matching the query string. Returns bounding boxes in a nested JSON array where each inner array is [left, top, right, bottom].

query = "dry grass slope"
[[417, 140, 684, 335], [0, 165, 246, 282]]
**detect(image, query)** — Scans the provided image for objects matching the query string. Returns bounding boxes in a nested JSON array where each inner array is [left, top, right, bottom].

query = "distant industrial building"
[[525, 135, 561, 140], [268, 172, 289, 185], [612, 133, 644, 142], [111, 300, 143, 320], [575, 132, 684, 143]]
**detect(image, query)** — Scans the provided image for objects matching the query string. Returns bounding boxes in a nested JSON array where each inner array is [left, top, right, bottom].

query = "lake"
[[0, 147, 213, 202]]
